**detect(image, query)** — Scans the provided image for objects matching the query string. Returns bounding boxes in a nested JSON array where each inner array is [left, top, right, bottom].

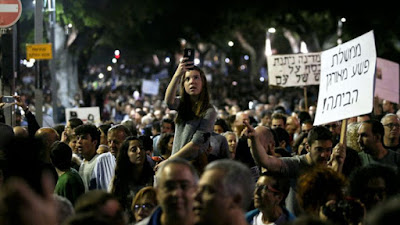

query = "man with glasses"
[[246, 172, 295, 224], [381, 113, 400, 152], [323, 121, 341, 146], [358, 119, 400, 169], [136, 158, 198, 225]]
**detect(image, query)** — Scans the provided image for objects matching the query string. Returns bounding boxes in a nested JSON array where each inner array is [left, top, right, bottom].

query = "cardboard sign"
[[142, 79, 160, 96], [65, 107, 101, 126], [314, 31, 376, 125], [375, 57, 399, 104], [267, 52, 321, 87]]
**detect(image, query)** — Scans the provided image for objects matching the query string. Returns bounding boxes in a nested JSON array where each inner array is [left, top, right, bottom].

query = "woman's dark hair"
[[176, 66, 211, 123], [157, 133, 174, 156], [214, 118, 230, 132], [111, 136, 154, 211]]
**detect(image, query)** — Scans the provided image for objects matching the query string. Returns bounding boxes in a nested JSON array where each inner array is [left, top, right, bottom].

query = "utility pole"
[[35, 0, 43, 126], [48, 0, 57, 123]]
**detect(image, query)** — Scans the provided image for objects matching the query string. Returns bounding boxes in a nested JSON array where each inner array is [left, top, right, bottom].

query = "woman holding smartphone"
[[158, 53, 217, 174]]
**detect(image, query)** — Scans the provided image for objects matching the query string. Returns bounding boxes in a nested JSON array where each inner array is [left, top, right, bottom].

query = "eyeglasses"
[[134, 203, 155, 212], [255, 184, 281, 194], [162, 181, 195, 192], [383, 123, 400, 129]]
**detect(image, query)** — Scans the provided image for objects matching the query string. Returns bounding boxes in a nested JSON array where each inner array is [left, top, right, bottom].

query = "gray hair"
[[204, 159, 254, 210], [381, 113, 399, 123], [53, 194, 75, 225], [154, 157, 199, 187]]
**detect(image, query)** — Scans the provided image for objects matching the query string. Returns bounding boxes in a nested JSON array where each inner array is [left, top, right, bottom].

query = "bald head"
[[254, 125, 275, 153], [35, 127, 60, 162], [13, 126, 29, 137]]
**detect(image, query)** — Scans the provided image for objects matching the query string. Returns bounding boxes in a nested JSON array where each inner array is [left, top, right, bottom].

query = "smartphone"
[[2, 96, 14, 103], [184, 48, 195, 69]]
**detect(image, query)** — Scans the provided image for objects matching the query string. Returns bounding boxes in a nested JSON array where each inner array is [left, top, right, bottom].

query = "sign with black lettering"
[[65, 107, 101, 126], [26, 43, 53, 60], [267, 52, 321, 87], [314, 31, 376, 125]]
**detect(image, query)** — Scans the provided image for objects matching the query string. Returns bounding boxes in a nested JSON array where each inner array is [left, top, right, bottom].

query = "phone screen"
[[2, 96, 14, 103], [184, 48, 195, 70], [184, 48, 195, 61]]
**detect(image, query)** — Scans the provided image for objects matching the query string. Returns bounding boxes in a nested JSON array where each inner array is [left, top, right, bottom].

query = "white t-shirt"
[[252, 212, 275, 225], [79, 154, 99, 192]]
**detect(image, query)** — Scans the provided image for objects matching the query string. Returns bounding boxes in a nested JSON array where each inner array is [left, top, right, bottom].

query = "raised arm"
[[244, 121, 285, 172], [15, 95, 40, 137], [164, 58, 193, 106]]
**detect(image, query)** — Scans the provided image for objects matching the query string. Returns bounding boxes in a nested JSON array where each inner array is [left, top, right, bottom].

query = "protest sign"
[[65, 107, 101, 126], [142, 79, 160, 96], [314, 31, 376, 126], [375, 57, 399, 104], [267, 52, 321, 87]]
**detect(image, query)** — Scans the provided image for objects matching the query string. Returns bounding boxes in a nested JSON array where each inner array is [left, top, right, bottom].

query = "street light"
[[300, 41, 308, 53], [265, 27, 275, 56], [337, 17, 346, 45]]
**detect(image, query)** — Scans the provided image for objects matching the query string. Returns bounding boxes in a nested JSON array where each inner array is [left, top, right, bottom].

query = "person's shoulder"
[[136, 207, 162, 225], [134, 217, 150, 225], [245, 208, 260, 221], [281, 154, 306, 163], [97, 152, 114, 161], [207, 105, 217, 113], [95, 152, 116, 167]]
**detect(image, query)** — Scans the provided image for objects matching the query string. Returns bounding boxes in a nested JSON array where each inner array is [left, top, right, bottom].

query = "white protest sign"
[[142, 79, 160, 96], [314, 31, 376, 126], [375, 57, 399, 104], [267, 52, 321, 87], [65, 107, 101, 126]]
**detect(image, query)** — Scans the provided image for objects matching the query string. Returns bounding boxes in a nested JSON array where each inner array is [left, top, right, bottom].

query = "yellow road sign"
[[26, 43, 52, 60]]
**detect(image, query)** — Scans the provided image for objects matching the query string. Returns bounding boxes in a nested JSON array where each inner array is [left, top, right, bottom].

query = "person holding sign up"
[[243, 121, 346, 217]]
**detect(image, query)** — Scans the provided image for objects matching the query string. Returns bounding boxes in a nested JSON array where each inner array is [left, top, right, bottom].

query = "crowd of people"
[[1, 58, 400, 225]]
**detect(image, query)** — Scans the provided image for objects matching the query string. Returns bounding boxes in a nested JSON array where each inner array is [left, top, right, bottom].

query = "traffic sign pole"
[[0, 0, 21, 126]]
